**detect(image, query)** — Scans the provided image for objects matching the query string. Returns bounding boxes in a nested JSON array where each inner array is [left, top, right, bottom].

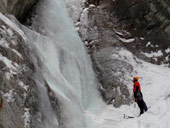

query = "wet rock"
[[0, 0, 38, 19]]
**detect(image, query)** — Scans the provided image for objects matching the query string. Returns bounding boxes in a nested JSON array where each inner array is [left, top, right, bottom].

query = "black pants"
[[137, 100, 148, 115]]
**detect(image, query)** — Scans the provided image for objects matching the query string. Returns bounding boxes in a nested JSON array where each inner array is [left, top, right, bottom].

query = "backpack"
[[136, 91, 143, 101]]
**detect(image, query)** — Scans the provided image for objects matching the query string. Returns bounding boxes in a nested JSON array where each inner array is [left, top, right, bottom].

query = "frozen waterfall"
[[22, 0, 103, 127]]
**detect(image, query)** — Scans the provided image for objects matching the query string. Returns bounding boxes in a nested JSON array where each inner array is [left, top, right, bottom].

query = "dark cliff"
[[113, 0, 170, 66]]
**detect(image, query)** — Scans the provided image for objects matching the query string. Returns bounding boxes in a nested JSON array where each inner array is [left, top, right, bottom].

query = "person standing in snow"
[[133, 76, 148, 115]]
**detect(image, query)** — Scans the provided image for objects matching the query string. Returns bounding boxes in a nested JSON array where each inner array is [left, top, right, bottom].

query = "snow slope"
[[86, 49, 170, 128]]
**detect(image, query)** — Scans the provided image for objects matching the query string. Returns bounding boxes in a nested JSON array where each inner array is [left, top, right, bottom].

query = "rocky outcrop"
[[83, 1, 132, 107], [0, 15, 39, 127], [113, 0, 170, 66], [114, 0, 170, 33], [0, 14, 61, 128], [0, 0, 38, 19]]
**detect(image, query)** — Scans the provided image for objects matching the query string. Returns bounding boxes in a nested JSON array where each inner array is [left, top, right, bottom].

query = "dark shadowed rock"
[[0, 0, 38, 19], [113, 0, 170, 66]]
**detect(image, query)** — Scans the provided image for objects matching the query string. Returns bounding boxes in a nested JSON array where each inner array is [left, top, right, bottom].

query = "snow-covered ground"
[[86, 51, 170, 128]]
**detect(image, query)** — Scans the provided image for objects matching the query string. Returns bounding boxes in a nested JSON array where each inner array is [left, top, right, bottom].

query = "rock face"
[[0, 15, 61, 128], [0, 15, 39, 127], [81, 0, 132, 107], [114, 0, 170, 33], [0, 0, 37, 19], [65, 0, 170, 107], [113, 0, 170, 66], [64, 0, 132, 107]]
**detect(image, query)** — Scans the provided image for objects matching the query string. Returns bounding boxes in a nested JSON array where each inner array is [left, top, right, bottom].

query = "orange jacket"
[[133, 81, 141, 93]]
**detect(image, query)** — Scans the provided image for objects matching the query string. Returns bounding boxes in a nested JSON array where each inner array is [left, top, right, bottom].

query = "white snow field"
[[86, 50, 170, 128]]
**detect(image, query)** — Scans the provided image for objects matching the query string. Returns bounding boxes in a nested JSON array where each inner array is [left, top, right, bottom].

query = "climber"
[[133, 76, 148, 115]]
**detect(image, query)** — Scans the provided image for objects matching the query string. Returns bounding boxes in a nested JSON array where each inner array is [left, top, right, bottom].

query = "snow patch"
[[82, 7, 89, 13], [11, 49, 23, 59], [115, 31, 135, 43], [141, 50, 163, 58], [0, 13, 28, 42], [0, 54, 19, 79], [3, 90, 15, 103], [0, 38, 22, 59], [6, 28, 14, 36], [118, 37, 135, 43], [165, 48, 170, 54], [146, 41, 154, 47], [140, 37, 145, 40], [0, 54, 18, 69], [0, 38, 9, 47], [165, 55, 169, 61], [89, 4, 96, 8], [23, 108, 30, 128], [115, 31, 124, 36], [118, 48, 137, 65], [18, 81, 29, 91]]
